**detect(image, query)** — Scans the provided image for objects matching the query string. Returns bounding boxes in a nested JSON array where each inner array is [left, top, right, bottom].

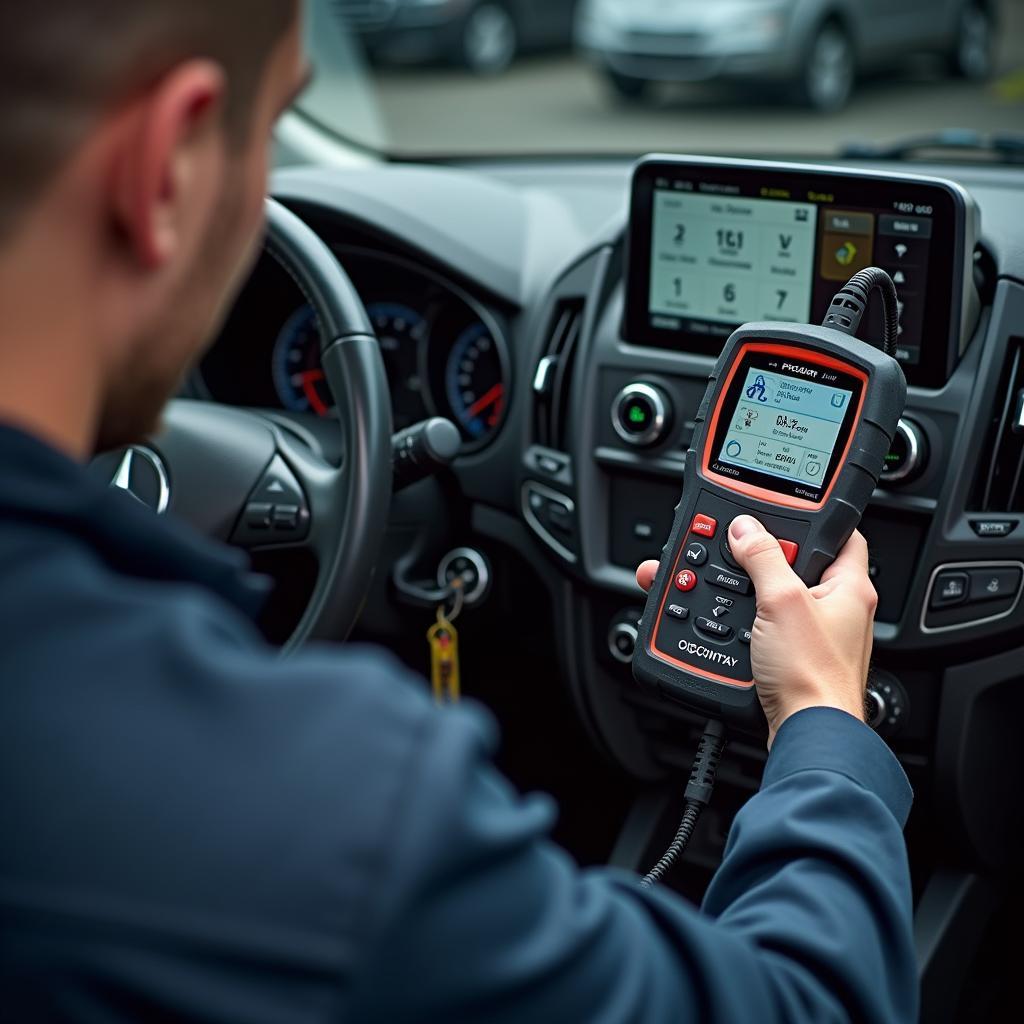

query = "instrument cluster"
[[199, 246, 510, 449]]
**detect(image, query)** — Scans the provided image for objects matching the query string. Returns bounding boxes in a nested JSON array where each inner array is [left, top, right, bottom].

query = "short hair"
[[0, 0, 297, 238]]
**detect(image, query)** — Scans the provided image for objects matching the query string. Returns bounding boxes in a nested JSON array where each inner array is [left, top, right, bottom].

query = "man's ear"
[[110, 60, 227, 270]]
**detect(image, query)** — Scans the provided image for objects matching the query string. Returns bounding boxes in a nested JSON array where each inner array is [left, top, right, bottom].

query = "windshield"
[[299, 0, 1023, 161]]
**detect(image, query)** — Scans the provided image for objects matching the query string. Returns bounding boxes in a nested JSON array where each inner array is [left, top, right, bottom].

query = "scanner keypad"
[[653, 490, 809, 684]]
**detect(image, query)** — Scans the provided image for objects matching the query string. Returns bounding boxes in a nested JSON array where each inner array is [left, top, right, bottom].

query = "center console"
[[517, 157, 1024, 790]]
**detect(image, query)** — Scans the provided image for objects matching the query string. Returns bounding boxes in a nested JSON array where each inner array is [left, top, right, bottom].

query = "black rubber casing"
[[632, 322, 907, 733]]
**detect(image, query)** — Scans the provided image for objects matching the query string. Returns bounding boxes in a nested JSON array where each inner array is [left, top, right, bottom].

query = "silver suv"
[[575, 0, 997, 110]]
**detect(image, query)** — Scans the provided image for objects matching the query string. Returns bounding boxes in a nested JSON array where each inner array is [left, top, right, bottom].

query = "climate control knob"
[[865, 670, 908, 735], [608, 620, 639, 664], [880, 418, 927, 485], [612, 382, 672, 448]]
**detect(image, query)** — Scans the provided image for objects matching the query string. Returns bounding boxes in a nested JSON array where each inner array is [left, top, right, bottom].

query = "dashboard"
[[191, 155, 1024, 937]]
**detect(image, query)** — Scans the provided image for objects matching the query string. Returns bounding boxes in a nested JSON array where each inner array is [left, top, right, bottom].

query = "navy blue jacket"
[[0, 424, 917, 1022]]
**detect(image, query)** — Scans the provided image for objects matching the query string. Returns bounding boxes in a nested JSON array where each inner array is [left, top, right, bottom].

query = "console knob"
[[865, 670, 908, 735], [864, 688, 888, 729], [608, 620, 639, 664], [612, 382, 672, 447], [880, 418, 927, 485]]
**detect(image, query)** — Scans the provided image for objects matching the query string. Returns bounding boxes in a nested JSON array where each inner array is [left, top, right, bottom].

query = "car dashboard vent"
[[971, 337, 1024, 512], [532, 298, 584, 450]]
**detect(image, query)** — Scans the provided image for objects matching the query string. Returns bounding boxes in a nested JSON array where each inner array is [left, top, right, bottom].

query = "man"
[[0, 2, 916, 1020]]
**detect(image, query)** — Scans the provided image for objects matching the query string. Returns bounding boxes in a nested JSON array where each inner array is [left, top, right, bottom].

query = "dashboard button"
[[967, 567, 1023, 603], [691, 514, 717, 538], [970, 519, 1018, 539], [695, 617, 733, 640], [684, 541, 708, 565], [612, 383, 672, 447], [880, 419, 927, 485], [665, 603, 689, 620], [634, 521, 654, 540], [675, 569, 698, 592], [706, 564, 752, 596], [930, 571, 968, 607]]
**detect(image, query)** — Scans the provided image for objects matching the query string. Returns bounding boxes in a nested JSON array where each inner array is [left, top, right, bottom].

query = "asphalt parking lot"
[[372, 2, 1024, 157]]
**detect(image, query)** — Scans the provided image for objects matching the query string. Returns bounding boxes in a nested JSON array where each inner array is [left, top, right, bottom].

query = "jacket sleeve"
[[348, 704, 917, 1024]]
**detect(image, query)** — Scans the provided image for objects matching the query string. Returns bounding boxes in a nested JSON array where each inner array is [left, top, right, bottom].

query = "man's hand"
[[636, 515, 877, 745]]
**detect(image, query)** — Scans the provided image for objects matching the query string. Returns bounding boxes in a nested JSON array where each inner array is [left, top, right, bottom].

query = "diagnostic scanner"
[[632, 311, 907, 732]]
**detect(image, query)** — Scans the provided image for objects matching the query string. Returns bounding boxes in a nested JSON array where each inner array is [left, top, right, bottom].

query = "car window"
[[298, 0, 1023, 161]]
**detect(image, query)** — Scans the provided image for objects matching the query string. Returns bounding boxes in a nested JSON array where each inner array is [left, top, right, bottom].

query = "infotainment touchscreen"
[[624, 157, 977, 388]]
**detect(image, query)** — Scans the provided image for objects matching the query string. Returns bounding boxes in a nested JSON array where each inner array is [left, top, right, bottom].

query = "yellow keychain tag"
[[427, 607, 461, 704]]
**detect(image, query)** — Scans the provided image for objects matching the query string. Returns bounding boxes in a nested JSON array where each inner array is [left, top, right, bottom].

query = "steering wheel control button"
[[930, 571, 969, 608], [967, 567, 1023, 603], [272, 505, 300, 530], [690, 514, 717, 538], [245, 503, 273, 529], [232, 454, 311, 546], [675, 569, 698, 592], [612, 382, 671, 448], [665, 603, 689, 620], [695, 617, 733, 640], [777, 538, 799, 565], [706, 564, 752, 596], [970, 519, 1018, 539], [739, 628, 752, 644], [684, 541, 708, 565]]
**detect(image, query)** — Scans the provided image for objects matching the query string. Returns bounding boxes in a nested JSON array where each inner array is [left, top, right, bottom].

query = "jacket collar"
[[0, 423, 271, 621]]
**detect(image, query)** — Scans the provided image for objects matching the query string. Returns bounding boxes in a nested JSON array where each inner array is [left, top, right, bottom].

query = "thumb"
[[727, 515, 796, 604]]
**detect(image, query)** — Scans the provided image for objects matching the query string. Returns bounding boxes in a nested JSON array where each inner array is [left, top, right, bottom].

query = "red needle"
[[299, 369, 328, 417], [464, 382, 504, 419]]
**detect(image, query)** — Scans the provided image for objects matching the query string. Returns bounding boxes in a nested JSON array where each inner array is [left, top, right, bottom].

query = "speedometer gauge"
[[367, 302, 430, 431], [271, 305, 331, 416], [445, 322, 506, 442]]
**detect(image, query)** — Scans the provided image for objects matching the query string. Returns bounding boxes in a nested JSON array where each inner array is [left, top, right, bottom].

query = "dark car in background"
[[332, 0, 578, 74], [576, 0, 998, 110]]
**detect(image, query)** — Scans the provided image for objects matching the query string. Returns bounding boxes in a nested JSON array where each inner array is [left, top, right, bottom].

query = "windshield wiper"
[[839, 129, 1024, 165]]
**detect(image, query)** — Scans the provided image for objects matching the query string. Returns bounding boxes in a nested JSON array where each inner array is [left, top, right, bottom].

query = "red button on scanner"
[[777, 539, 799, 566], [675, 569, 698, 592], [690, 514, 717, 539]]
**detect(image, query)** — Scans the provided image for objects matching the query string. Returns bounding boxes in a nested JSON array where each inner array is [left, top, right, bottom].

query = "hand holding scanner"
[[632, 273, 907, 732]]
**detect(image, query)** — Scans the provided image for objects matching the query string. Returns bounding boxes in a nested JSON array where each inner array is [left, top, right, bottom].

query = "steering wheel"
[[146, 199, 393, 650]]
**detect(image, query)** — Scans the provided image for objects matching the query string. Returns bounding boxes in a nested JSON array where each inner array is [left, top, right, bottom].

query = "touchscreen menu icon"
[[819, 210, 875, 281]]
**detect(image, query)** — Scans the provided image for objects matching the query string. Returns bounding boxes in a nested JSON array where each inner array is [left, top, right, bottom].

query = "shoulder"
[[0, 526, 501, 950]]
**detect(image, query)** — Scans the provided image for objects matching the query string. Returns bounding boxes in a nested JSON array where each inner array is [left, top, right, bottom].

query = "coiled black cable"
[[822, 266, 901, 357], [641, 719, 726, 887]]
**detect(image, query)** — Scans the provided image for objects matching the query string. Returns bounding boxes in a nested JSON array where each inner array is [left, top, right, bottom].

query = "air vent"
[[971, 337, 1024, 512], [532, 299, 584, 449]]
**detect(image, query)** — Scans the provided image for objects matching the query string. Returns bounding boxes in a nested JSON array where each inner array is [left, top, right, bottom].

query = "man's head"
[[0, 1, 307, 454]]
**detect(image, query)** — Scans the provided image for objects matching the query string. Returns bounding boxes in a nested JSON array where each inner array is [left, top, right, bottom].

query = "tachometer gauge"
[[367, 302, 431, 431], [445, 322, 506, 442], [271, 305, 332, 416]]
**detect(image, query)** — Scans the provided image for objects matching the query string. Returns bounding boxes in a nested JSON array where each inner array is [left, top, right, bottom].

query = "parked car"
[[575, 0, 998, 110], [332, 0, 578, 74]]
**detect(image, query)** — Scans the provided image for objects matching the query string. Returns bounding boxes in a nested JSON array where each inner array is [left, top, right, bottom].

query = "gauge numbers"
[[445, 322, 506, 441]]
